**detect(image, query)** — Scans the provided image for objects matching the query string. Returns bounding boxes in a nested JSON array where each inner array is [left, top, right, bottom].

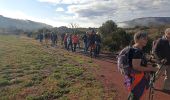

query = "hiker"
[[77, 34, 80, 49], [44, 32, 50, 48], [72, 34, 79, 52], [94, 32, 101, 57], [153, 28, 170, 92], [38, 32, 43, 43], [64, 33, 68, 49], [121, 31, 159, 100], [88, 30, 96, 57], [51, 32, 58, 47], [61, 33, 65, 45], [82, 32, 88, 53], [67, 34, 73, 51]]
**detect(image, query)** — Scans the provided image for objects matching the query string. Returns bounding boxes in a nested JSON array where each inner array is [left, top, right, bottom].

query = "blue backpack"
[[117, 46, 134, 75]]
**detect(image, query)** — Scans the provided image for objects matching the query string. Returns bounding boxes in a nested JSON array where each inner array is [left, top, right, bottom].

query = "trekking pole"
[[148, 59, 167, 100]]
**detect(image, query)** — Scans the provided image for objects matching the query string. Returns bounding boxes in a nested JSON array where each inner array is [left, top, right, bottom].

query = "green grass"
[[0, 35, 108, 100], [0, 78, 10, 87]]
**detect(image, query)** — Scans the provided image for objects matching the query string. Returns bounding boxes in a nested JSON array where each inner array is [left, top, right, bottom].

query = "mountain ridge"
[[0, 15, 52, 32], [118, 17, 170, 28]]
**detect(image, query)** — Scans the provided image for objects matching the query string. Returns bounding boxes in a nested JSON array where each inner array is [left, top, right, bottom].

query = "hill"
[[118, 17, 170, 28], [0, 15, 52, 33]]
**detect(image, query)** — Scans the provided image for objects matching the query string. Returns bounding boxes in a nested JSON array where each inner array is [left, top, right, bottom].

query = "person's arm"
[[132, 59, 158, 72]]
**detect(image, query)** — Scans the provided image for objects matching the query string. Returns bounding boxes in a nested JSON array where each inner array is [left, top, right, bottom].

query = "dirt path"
[[90, 53, 170, 100]]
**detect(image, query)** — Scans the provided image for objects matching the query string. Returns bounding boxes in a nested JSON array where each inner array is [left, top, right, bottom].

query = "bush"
[[99, 21, 132, 52]]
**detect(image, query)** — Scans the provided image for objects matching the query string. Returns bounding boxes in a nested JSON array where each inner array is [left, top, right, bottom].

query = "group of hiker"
[[36, 28, 170, 100], [118, 28, 170, 100], [63, 33, 80, 52], [37, 29, 101, 57], [37, 32, 58, 47], [62, 30, 101, 57]]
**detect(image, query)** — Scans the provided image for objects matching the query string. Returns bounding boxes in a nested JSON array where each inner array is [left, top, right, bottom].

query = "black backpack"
[[117, 46, 134, 75]]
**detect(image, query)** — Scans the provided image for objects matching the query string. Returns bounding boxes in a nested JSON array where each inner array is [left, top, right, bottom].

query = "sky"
[[0, 0, 170, 28]]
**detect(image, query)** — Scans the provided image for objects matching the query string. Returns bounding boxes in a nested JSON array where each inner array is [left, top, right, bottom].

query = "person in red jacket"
[[72, 34, 78, 52]]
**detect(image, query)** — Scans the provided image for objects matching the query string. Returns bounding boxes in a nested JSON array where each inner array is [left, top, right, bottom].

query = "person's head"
[[134, 31, 148, 47], [165, 28, 170, 40]]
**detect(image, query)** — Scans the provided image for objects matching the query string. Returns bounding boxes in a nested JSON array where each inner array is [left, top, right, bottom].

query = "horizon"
[[0, 0, 170, 28]]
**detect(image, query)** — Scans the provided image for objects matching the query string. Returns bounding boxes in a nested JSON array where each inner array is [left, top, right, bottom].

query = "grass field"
[[0, 35, 105, 100]]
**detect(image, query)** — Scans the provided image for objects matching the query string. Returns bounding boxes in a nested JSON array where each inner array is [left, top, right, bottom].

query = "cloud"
[[38, 0, 90, 4], [2, 0, 170, 28], [56, 7, 64, 12], [38, 0, 61, 4]]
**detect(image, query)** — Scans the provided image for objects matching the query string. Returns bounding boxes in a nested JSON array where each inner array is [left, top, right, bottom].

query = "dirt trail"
[[90, 53, 170, 100]]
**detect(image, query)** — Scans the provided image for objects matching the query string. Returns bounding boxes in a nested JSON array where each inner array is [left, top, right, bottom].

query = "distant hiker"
[[61, 33, 65, 45], [72, 34, 79, 52], [153, 28, 170, 92], [118, 31, 159, 100], [38, 32, 43, 43], [88, 30, 96, 57], [94, 32, 101, 57], [82, 32, 88, 53], [44, 32, 50, 48], [67, 34, 73, 51], [77, 34, 80, 49], [64, 33, 68, 49], [51, 32, 58, 47]]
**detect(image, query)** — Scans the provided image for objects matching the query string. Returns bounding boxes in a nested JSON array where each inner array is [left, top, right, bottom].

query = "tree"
[[99, 20, 117, 37], [68, 23, 79, 34], [99, 20, 132, 52]]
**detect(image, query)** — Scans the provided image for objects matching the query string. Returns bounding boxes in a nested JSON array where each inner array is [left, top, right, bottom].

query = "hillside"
[[0, 15, 52, 33], [118, 17, 170, 28]]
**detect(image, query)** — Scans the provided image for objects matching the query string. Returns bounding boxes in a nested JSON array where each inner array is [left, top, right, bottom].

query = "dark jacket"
[[154, 36, 170, 65], [82, 34, 88, 43]]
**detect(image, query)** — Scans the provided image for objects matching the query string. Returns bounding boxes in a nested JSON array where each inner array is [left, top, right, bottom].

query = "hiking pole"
[[148, 59, 167, 100]]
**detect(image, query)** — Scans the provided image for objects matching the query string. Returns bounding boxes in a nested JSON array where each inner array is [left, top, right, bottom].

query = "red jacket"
[[72, 35, 78, 44]]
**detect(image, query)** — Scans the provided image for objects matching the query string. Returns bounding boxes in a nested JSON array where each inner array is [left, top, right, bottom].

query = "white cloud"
[[2, 0, 170, 28], [38, 0, 90, 4], [56, 7, 64, 12], [38, 0, 61, 4]]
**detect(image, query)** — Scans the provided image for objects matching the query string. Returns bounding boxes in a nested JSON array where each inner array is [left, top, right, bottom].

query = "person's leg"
[[52, 40, 55, 47], [98, 44, 101, 55], [163, 65, 170, 90], [56, 40, 57, 46], [85, 42, 88, 53], [45, 39, 48, 47], [128, 92, 139, 100], [83, 42, 86, 53], [71, 43, 73, 52], [93, 44, 96, 57], [72, 43, 75, 52], [78, 42, 80, 49], [74, 43, 77, 52], [65, 42, 67, 49], [67, 43, 70, 50]]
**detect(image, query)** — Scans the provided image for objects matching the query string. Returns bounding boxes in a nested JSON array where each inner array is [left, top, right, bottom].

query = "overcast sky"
[[0, 0, 170, 27]]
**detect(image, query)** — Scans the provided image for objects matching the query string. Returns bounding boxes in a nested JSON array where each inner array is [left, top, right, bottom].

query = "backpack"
[[117, 46, 134, 75], [151, 38, 164, 61]]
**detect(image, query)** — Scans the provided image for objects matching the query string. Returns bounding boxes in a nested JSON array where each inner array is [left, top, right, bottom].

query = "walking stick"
[[148, 59, 167, 100]]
